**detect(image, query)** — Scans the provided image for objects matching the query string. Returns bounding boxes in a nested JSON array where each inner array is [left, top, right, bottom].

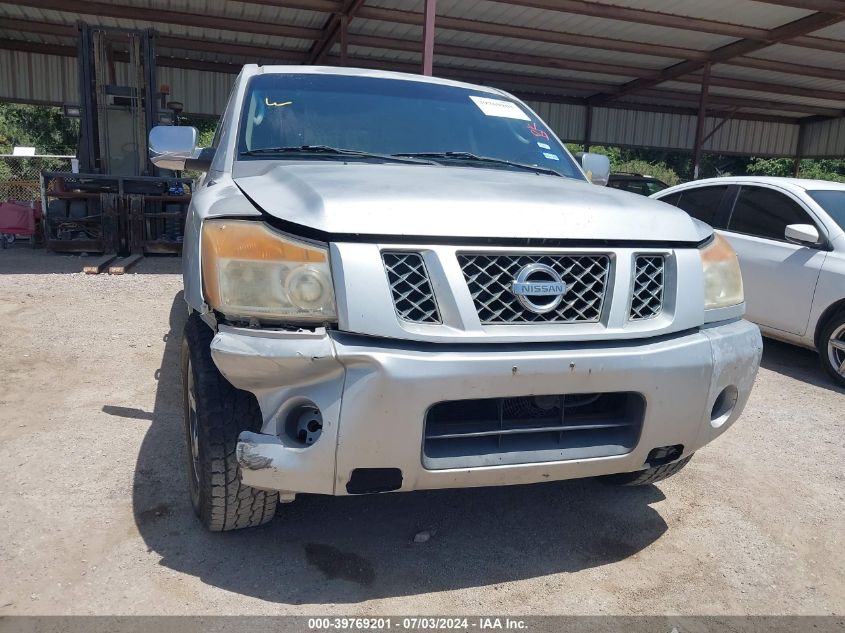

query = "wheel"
[[182, 313, 278, 531], [600, 454, 693, 486], [820, 312, 845, 387]]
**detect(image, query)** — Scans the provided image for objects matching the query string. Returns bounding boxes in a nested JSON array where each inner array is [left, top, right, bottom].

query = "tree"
[[747, 157, 845, 182], [0, 103, 79, 155]]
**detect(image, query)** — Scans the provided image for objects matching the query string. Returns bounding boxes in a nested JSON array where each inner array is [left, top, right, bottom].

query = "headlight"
[[201, 219, 336, 322], [700, 233, 744, 310]]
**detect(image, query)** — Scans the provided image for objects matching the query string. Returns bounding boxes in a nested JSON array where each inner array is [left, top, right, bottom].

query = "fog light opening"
[[710, 385, 738, 428], [283, 403, 323, 447]]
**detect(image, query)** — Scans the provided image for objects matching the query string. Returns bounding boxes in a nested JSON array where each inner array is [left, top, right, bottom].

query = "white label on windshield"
[[469, 96, 531, 121], [537, 142, 551, 150], [543, 152, 560, 161]]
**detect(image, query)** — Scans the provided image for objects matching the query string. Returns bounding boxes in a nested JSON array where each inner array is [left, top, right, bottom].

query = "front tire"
[[182, 314, 278, 531], [820, 313, 845, 387], [601, 454, 693, 486]]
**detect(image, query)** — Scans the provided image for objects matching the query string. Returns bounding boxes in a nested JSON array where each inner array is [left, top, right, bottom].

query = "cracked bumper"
[[210, 320, 762, 496]]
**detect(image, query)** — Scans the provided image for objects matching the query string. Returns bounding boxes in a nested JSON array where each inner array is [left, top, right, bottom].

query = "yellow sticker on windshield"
[[265, 98, 292, 107]]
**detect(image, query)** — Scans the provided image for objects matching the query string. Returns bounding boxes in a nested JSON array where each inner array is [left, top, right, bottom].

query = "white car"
[[653, 177, 845, 385]]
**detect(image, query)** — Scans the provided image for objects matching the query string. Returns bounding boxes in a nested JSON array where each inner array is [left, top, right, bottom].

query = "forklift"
[[41, 23, 193, 271]]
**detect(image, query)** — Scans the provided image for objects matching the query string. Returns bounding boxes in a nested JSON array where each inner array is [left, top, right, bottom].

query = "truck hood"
[[232, 162, 709, 243]]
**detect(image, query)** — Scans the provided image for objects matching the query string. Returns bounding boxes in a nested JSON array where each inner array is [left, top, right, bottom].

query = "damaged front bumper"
[[210, 319, 762, 496]]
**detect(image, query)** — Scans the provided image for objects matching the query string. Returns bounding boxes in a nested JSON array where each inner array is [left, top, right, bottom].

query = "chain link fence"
[[0, 155, 75, 202]]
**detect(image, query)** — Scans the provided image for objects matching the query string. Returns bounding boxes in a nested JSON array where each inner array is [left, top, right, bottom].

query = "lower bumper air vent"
[[423, 392, 644, 469]]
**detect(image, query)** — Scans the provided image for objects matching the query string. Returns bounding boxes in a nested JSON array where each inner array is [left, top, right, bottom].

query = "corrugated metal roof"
[[388, 0, 739, 50]]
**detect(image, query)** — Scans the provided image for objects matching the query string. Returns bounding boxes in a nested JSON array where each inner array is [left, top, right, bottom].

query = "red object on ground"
[[0, 201, 40, 236]]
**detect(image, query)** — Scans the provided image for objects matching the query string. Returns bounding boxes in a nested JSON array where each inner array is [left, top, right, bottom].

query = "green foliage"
[[0, 103, 79, 155], [613, 159, 681, 186], [747, 157, 845, 182], [180, 114, 219, 148]]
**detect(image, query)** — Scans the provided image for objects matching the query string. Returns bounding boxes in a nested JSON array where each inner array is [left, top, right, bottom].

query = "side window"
[[657, 192, 681, 207], [675, 186, 728, 227], [728, 186, 813, 241]]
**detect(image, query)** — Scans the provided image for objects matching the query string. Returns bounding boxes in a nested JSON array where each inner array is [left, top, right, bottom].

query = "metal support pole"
[[422, 0, 436, 76], [583, 104, 593, 152], [692, 62, 711, 180], [793, 122, 805, 177], [339, 14, 349, 66]]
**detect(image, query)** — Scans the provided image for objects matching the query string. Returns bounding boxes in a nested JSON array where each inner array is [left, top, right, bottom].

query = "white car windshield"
[[236, 73, 583, 180]]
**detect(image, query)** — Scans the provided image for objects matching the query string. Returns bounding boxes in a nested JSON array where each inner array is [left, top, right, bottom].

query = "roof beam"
[[308, 0, 367, 64], [593, 11, 845, 102], [728, 55, 845, 81], [788, 33, 845, 53], [677, 73, 845, 103], [636, 88, 842, 118], [10, 0, 322, 42]]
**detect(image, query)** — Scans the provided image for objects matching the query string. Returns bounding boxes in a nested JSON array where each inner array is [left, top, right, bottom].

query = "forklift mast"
[[76, 23, 159, 176]]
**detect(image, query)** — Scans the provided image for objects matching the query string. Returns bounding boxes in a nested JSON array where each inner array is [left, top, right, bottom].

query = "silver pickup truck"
[[150, 66, 762, 532]]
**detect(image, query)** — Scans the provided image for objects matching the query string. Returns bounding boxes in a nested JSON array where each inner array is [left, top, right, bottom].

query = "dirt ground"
[[0, 247, 842, 616]]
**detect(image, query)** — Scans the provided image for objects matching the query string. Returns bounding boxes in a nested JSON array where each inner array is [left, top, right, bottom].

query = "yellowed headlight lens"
[[700, 233, 744, 310], [201, 220, 336, 321]]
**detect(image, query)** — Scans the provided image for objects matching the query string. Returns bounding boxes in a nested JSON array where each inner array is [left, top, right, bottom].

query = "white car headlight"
[[700, 233, 744, 310], [201, 219, 336, 322]]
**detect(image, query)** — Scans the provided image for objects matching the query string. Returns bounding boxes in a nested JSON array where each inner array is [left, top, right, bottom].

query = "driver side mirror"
[[579, 152, 611, 186], [784, 223, 821, 247], [149, 126, 214, 171]]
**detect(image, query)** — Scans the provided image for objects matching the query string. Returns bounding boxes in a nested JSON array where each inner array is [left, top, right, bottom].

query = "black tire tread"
[[184, 314, 278, 531], [602, 454, 693, 486]]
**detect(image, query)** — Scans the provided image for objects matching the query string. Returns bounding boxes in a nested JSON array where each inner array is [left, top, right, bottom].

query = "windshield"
[[808, 190, 845, 231], [236, 73, 584, 180]]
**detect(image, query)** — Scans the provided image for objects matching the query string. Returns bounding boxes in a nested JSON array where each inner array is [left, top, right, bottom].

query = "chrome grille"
[[630, 255, 665, 320], [458, 254, 610, 324], [382, 252, 441, 324]]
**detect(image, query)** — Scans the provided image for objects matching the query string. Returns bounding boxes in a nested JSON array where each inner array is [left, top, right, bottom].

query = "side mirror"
[[580, 152, 611, 186], [149, 126, 213, 171], [784, 223, 821, 246]]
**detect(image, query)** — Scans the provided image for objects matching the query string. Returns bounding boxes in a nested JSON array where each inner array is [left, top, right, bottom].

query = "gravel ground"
[[0, 247, 842, 616]]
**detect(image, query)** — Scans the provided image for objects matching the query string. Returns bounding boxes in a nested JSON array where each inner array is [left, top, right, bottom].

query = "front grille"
[[382, 252, 441, 324], [458, 254, 610, 324], [630, 255, 665, 320], [423, 392, 644, 469]]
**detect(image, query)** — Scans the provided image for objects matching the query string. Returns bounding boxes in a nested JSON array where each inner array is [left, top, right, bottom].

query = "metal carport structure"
[[1, 0, 844, 173]]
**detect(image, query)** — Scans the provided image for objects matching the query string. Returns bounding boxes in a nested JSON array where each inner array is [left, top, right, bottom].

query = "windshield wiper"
[[392, 151, 563, 177], [240, 145, 436, 164]]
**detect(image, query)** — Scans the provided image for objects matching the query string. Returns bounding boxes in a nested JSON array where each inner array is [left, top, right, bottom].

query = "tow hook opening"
[[710, 385, 739, 428], [284, 403, 324, 447], [645, 445, 683, 468]]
